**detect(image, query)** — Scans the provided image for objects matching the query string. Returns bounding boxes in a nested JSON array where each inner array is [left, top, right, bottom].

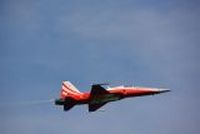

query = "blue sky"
[[0, 0, 199, 134]]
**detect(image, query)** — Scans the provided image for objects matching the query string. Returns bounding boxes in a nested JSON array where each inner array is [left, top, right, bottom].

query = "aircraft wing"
[[90, 84, 109, 95], [88, 84, 109, 112], [89, 102, 107, 112]]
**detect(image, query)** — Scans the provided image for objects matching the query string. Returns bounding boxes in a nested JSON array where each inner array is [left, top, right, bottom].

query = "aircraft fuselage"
[[55, 82, 170, 112]]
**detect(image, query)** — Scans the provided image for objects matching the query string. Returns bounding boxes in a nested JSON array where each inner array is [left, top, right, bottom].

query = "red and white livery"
[[55, 81, 170, 112]]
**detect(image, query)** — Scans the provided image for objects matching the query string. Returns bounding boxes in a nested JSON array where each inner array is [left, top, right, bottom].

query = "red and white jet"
[[55, 81, 170, 112]]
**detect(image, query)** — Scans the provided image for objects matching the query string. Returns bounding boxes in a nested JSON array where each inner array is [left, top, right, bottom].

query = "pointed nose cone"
[[157, 88, 171, 93]]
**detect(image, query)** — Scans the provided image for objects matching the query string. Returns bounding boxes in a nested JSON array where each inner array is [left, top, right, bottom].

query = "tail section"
[[60, 81, 82, 99], [63, 97, 76, 111]]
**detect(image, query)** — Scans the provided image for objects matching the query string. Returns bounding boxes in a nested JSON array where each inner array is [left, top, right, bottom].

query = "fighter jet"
[[55, 81, 170, 112]]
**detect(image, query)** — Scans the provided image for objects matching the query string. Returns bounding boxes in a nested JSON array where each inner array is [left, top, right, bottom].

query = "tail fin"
[[60, 81, 82, 99]]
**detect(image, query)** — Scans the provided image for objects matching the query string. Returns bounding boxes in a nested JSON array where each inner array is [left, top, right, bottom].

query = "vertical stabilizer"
[[60, 81, 82, 99]]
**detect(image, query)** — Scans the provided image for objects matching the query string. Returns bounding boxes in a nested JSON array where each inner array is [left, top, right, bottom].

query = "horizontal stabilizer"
[[63, 97, 76, 111], [64, 104, 75, 111]]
